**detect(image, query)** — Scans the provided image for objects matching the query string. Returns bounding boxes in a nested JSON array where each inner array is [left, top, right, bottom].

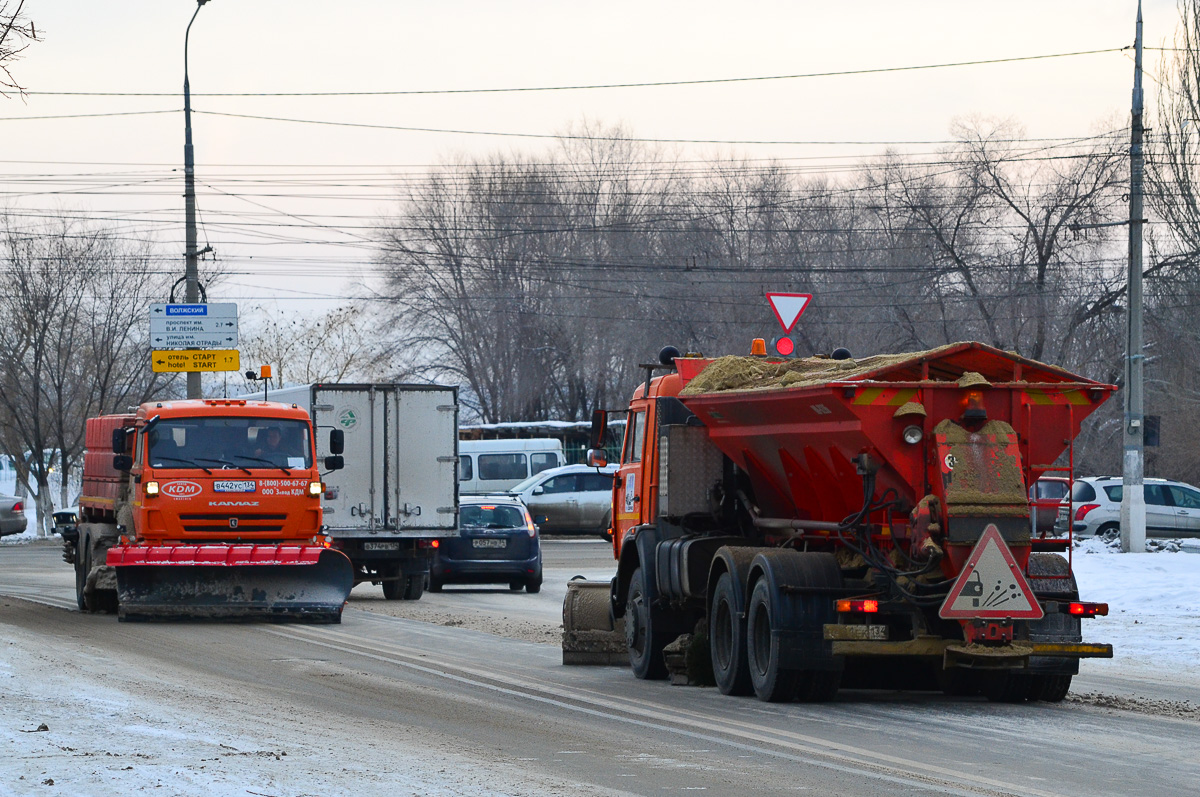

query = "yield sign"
[[766, 293, 812, 333], [939, 525, 1043, 620]]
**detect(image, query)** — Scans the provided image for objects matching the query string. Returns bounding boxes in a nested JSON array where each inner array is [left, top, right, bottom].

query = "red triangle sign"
[[766, 293, 812, 333], [939, 525, 1044, 620]]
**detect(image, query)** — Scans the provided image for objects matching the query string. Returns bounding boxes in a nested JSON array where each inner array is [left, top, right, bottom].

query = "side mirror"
[[324, 455, 345, 471], [329, 429, 345, 455], [112, 428, 127, 454], [532, 486, 544, 496], [589, 409, 607, 450], [587, 448, 608, 468], [113, 454, 133, 472]]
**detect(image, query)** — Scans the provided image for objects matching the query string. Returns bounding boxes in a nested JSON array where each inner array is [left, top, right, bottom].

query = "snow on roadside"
[[1071, 537, 1200, 686]]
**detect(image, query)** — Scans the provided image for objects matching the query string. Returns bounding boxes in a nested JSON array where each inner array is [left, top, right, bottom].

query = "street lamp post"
[[183, 0, 210, 399]]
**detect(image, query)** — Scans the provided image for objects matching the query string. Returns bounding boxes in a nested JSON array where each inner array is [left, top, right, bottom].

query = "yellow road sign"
[[152, 349, 240, 373]]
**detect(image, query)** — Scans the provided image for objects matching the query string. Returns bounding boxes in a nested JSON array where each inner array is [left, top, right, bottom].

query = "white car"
[[1055, 476, 1200, 538], [502, 463, 618, 536]]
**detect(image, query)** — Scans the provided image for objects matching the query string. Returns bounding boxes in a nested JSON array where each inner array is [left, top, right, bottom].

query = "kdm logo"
[[162, 481, 202, 498]]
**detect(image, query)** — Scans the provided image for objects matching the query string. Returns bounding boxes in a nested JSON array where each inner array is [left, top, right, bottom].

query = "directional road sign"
[[149, 303, 239, 348], [151, 349, 240, 373]]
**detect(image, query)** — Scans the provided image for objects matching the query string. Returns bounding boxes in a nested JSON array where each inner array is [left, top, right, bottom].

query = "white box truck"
[[246, 383, 458, 600]]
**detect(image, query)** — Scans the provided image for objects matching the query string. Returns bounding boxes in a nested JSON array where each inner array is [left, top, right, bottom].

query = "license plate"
[[472, 538, 507, 549], [214, 480, 255, 493], [363, 542, 400, 551]]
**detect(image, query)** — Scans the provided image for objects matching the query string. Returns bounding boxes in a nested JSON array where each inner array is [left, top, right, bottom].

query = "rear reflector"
[[1068, 602, 1109, 617], [836, 599, 879, 613]]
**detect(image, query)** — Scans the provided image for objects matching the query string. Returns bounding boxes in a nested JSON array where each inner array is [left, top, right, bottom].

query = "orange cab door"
[[613, 402, 652, 549]]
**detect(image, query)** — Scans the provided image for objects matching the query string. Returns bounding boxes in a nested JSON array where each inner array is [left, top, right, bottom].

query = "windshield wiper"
[[194, 457, 252, 475], [150, 455, 212, 474], [233, 455, 291, 475]]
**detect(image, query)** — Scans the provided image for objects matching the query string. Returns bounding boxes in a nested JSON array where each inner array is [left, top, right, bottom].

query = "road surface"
[[2, 539, 1198, 796]]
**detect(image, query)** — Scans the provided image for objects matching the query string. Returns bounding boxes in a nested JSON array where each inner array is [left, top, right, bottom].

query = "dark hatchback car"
[[430, 496, 543, 593]]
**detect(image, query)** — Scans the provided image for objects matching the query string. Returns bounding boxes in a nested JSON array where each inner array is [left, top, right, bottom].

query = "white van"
[[458, 439, 565, 494]]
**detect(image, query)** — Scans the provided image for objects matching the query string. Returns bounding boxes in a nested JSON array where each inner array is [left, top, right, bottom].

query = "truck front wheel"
[[74, 541, 87, 611], [625, 566, 668, 680]]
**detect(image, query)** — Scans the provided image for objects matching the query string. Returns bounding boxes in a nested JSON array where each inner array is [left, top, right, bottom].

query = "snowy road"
[[2, 539, 1199, 796]]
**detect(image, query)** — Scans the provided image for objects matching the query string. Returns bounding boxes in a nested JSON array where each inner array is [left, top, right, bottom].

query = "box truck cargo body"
[[246, 383, 458, 600]]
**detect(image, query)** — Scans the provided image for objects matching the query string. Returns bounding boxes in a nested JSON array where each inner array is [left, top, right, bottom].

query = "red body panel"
[[107, 544, 326, 567]]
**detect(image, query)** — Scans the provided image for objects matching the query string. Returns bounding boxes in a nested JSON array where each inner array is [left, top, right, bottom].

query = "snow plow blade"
[[108, 545, 353, 623], [562, 577, 628, 665]]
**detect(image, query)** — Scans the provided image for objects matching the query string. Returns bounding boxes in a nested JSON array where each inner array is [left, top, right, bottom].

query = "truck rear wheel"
[[710, 571, 752, 696], [625, 566, 669, 680], [746, 578, 798, 702], [1030, 673, 1073, 702], [984, 672, 1033, 703], [401, 574, 425, 600]]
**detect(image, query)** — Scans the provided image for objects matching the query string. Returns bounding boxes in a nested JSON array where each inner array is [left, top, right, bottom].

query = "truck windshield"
[[147, 417, 313, 470]]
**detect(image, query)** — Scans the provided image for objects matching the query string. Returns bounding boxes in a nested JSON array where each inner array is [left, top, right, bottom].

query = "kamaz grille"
[[178, 513, 288, 533]]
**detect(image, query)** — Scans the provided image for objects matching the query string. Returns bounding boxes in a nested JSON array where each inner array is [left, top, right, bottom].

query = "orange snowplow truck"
[[68, 398, 354, 622], [563, 341, 1115, 703]]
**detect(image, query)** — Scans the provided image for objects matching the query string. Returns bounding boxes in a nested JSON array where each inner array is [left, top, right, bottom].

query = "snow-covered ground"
[[1071, 536, 1200, 686]]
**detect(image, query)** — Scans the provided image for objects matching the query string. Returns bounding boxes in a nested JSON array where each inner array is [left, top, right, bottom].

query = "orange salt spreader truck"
[[562, 341, 1115, 703], [64, 398, 354, 621]]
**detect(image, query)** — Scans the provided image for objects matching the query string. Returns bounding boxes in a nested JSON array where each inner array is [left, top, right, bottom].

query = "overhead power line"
[[22, 48, 1128, 98], [194, 110, 1126, 148]]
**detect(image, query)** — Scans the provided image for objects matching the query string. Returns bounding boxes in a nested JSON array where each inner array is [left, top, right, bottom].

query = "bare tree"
[[1, 1, 38, 97], [237, 304, 391, 392], [0, 214, 171, 533]]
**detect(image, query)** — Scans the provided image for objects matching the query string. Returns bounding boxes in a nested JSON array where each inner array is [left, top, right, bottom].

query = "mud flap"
[[111, 546, 353, 622]]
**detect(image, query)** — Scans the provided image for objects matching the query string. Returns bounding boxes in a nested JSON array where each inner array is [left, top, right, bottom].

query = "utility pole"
[[1121, 1, 1147, 554], [183, 0, 210, 400]]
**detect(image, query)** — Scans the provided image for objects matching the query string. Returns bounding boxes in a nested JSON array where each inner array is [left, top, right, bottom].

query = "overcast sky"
[[0, 1, 1180, 312]]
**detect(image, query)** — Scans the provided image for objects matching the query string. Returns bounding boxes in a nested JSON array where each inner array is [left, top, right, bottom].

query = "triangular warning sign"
[[939, 525, 1043, 620], [766, 293, 812, 333]]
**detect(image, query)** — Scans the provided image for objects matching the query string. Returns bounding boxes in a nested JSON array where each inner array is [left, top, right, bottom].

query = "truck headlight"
[[145, 481, 160, 497], [309, 482, 323, 496]]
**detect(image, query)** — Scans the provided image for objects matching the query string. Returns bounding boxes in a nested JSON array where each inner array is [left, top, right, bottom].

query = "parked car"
[[0, 494, 27, 537], [1055, 476, 1200, 538], [430, 495, 542, 593], [503, 463, 618, 536], [1030, 476, 1070, 535]]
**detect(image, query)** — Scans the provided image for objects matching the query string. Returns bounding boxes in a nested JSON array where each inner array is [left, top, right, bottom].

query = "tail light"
[[1068, 602, 1109, 617], [11, 502, 21, 512], [1075, 503, 1100, 521], [524, 510, 537, 538], [836, 599, 879, 613]]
